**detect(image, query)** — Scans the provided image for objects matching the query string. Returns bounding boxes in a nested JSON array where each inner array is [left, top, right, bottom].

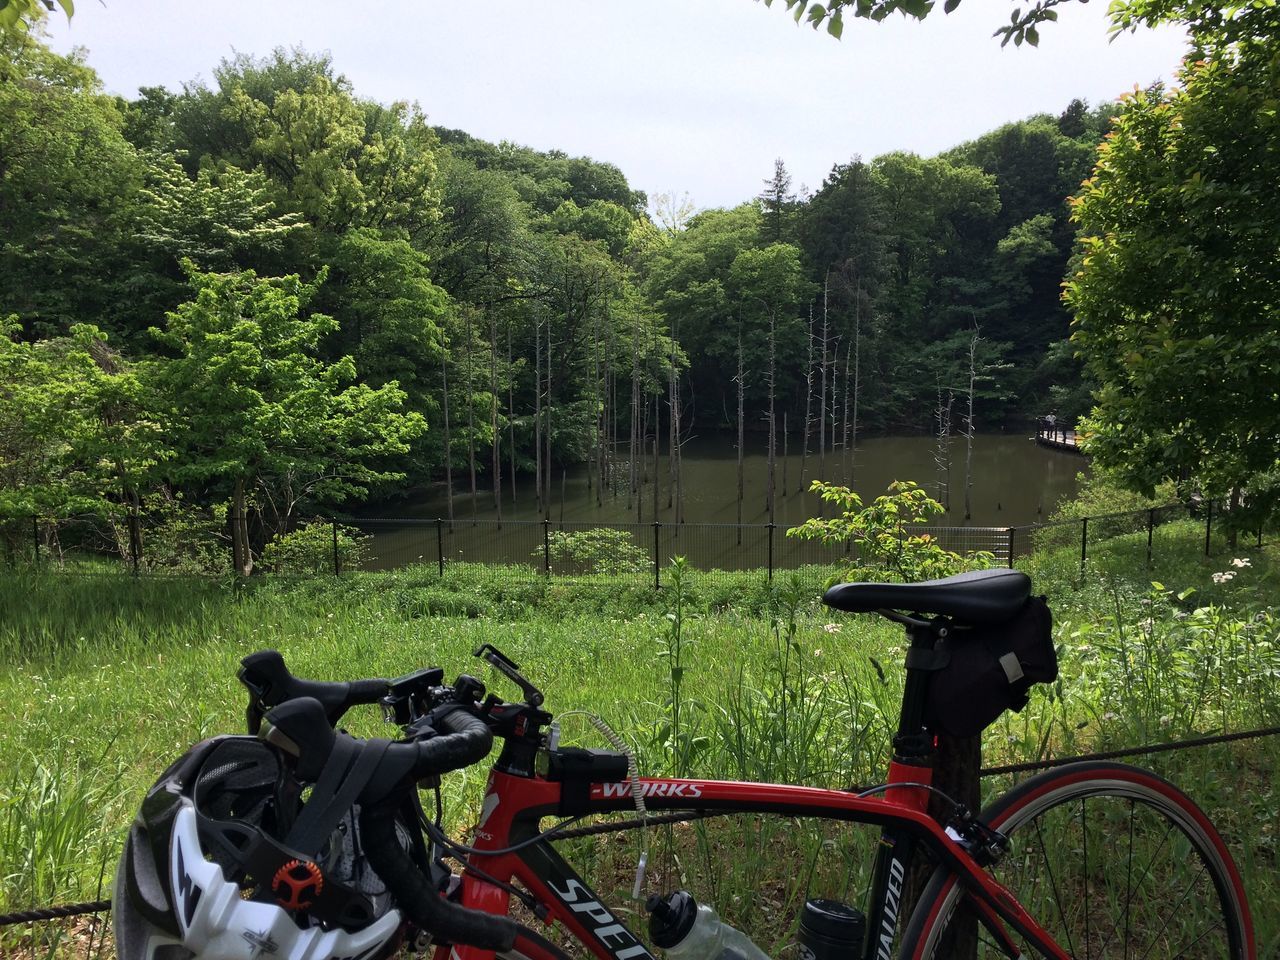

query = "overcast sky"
[[45, 0, 1187, 211]]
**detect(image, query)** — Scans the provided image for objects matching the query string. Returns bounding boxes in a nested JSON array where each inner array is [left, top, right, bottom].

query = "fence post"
[[767, 522, 775, 582], [653, 521, 661, 590], [543, 519, 551, 576], [1259, 521, 1265, 549], [436, 518, 445, 576], [1080, 516, 1088, 572], [1147, 508, 1155, 566], [331, 518, 340, 577], [32, 515, 39, 565], [1006, 527, 1015, 569], [1204, 499, 1213, 557]]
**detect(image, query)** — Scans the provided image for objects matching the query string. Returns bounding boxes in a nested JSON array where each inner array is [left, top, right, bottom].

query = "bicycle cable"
[[554, 710, 649, 899]]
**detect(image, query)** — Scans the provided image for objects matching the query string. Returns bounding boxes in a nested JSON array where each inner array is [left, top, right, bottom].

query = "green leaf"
[[1026, 25, 1039, 44], [944, 0, 962, 12], [827, 11, 844, 34]]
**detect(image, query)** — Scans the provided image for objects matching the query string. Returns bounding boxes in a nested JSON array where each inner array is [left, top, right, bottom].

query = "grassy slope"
[[1, 519, 1277, 954]]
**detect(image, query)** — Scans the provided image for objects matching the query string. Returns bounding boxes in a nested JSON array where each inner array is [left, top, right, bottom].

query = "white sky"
[[45, 0, 1187, 211]]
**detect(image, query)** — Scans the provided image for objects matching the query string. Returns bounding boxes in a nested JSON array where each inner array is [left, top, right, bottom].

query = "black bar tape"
[[345, 678, 389, 708], [411, 707, 493, 779], [360, 801, 518, 952]]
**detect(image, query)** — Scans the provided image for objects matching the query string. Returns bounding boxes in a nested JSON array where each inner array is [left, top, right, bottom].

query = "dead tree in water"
[[963, 327, 979, 521], [735, 323, 745, 544], [440, 351, 454, 526], [840, 340, 852, 483], [464, 309, 477, 519], [488, 308, 502, 523], [934, 385, 954, 511], [534, 313, 543, 515], [800, 304, 814, 493], [507, 323, 517, 506], [818, 280, 830, 489]]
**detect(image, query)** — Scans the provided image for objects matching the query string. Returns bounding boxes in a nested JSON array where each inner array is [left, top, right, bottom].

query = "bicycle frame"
[[443, 764, 1070, 960]]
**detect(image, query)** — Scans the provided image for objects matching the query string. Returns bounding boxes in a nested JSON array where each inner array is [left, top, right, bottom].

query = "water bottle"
[[797, 899, 865, 960], [646, 891, 771, 960]]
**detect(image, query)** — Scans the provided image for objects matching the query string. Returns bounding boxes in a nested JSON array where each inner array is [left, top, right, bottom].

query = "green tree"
[[1066, 8, 1280, 526], [0, 33, 142, 337], [150, 265, 426, 575], [0, 320, 169, 522]]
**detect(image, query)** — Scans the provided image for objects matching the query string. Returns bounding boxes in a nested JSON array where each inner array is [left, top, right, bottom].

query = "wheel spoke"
[[1033, 815, 1077, 959]]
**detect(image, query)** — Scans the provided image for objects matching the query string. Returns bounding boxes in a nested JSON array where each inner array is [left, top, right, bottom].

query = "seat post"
[[894, 619, 944, 763]]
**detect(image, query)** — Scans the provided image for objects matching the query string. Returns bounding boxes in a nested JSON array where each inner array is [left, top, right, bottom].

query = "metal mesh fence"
[[5, 499, 1275, 584]]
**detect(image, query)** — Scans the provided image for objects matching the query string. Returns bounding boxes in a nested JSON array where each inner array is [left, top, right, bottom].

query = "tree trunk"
[[801, 305, 814, 493], [652, 393, 659, 522], [489, 307, 502, 523], [935, 386, 953, 512], [736, 325, 745, 543], [767, 311, 777, 525], [818, 279, 829, 491], [232, 477, 253, 577], [782, 411, 788, 503], [964, 329, 979, 522], [441, 351, 454, 526], [535, 313, 543, 515], [507, 322, 517, 506], [852, 284, 861, 479], [545, 322, 553, 521], [841, 339, 852, 483], [465, 311, 477, 520]]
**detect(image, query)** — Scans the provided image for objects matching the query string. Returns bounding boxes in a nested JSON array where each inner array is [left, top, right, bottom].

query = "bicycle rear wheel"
[[899, 761, 1253, 959]]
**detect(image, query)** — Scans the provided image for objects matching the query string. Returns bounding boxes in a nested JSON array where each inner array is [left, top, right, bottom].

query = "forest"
[[0, 29, 1191, 571]]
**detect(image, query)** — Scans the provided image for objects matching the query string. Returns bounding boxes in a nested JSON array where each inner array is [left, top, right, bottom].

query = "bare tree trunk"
[[673, 371, 683, 524], [841, 339, 851, 483], [545, 321, 554, 521], [852, 284, 861, 479], [629, 325, 640, 512], [465, 311, 477, 519], [935, 385, 953, 511], [818, 279, 829, 488], [507, 322, 517, 506], [801, 304, 814, 493], [441, 351, 454, 525], [638, 387, 648, 523], [782, 411, 788, 502], [652, 393, 659, 521], [535, 313, 543, 515], [489, 307, 502, 523], [964, 328, 979, 522], [736, 325, 745, 544], [767, 311, 777, 525]]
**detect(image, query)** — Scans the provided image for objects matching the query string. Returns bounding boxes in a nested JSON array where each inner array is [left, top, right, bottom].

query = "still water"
[[355, 433, 1084, 570]]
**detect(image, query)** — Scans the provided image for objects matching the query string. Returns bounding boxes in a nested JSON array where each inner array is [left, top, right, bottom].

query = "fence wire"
[[6, 500, 1277, 587]]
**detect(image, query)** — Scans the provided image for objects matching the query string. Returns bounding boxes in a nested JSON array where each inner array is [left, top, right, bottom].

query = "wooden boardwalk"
[[1034, 419, 1085, 454]]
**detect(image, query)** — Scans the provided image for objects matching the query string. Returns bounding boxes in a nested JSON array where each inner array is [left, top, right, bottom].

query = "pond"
[[352, 432, 1085, 572]]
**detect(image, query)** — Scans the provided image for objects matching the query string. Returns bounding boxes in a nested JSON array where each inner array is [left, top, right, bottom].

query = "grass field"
[[1, 518, 1277, 956]]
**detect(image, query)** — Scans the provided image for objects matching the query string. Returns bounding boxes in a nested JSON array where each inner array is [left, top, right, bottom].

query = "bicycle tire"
[[899, 760, 1254, 959]]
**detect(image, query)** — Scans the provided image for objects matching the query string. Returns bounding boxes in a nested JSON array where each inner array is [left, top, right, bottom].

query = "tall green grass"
[[1, 521, 1277, 955]]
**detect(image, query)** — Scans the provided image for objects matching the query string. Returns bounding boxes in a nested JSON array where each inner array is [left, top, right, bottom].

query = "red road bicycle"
[[240, 568, 1255, 959]]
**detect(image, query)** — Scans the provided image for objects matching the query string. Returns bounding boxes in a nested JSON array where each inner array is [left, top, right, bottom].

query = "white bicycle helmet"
[[112, 735, 404, 960]]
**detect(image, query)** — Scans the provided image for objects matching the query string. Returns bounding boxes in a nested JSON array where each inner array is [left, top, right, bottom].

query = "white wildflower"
[[1211, 571, 1236, 584], [1231, 557, 1251, 569], [823, 623, 842, 634]]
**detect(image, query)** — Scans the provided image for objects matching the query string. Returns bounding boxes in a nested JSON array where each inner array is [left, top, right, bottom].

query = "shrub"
[[536, 528, 649, 576], [261, 520, 370, 575]]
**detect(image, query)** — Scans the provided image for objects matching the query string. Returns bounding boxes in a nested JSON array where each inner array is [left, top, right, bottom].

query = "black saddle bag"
[[926, 595, 1058, 738]]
